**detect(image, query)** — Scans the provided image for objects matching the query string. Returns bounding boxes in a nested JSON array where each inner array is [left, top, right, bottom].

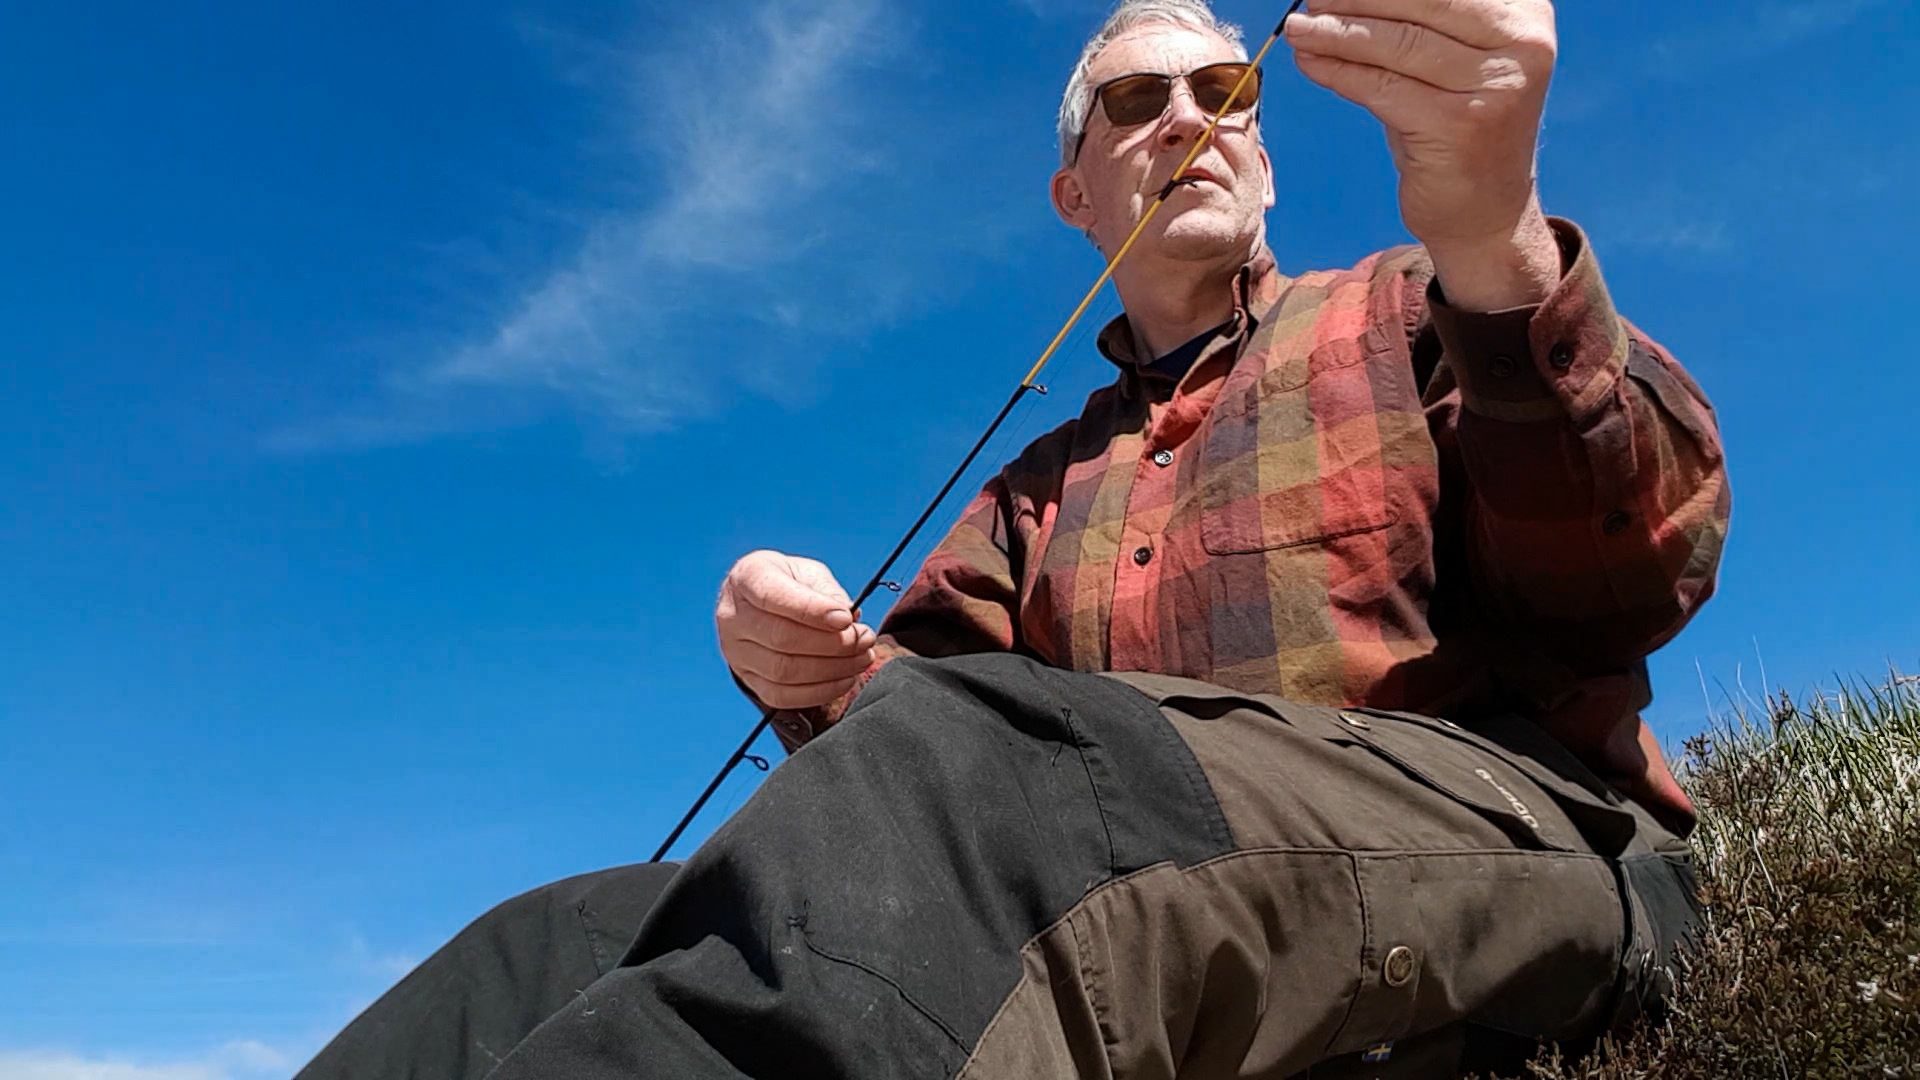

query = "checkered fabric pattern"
[[768, 218, 1730, 826]]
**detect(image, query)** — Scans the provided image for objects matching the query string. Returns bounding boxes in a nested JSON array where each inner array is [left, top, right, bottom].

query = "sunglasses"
[[1075, 61, 1262, 159]]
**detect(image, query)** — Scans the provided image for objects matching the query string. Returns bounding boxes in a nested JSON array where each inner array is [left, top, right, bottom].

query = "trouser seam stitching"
[[1071, 911, 1119, 1066], [574, 900, 613, 976], [798, 933, 971, 1055], [1322, 850, 1370, 1059], [1062, 706, 1119, 875]]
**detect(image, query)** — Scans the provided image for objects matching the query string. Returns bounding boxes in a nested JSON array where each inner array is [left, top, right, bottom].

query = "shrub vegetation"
[[1518, 677, 1920, 1078]]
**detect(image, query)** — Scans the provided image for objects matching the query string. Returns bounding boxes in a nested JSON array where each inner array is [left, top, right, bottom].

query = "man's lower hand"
[[716, 551, 878, 711]]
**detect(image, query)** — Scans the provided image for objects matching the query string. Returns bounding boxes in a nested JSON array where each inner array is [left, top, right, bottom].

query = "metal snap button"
[[1339, 711, 1371, 730], [1488, 354, 1517, 379], [1602, 510, 1632, 536], [1132, 546, 1154, 566], [1152, 448, 1175, 468], [1549, 344, 1575, 370], [1383, 945, 1417, 987]]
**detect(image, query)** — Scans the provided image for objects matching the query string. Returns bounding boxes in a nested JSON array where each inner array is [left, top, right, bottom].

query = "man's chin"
[[1148, 216, 1259, 265]]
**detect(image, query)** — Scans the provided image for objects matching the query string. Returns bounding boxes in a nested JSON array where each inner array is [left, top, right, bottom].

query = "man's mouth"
[[1170, 167, 1223, 190]]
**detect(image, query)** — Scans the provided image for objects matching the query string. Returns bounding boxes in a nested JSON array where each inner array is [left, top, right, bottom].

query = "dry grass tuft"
[[1515, 677, 1920, 1078]]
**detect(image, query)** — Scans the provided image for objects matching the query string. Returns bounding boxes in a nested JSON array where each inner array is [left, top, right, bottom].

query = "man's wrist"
[[1422, 202, 1563, 313]]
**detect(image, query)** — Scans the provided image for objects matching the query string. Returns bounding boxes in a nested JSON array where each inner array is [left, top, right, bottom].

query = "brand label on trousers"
[[1474, 768, 1543, 830]]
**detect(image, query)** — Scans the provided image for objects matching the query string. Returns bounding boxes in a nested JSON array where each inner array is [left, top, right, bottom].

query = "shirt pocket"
[[1198, 338, 1399, 555]]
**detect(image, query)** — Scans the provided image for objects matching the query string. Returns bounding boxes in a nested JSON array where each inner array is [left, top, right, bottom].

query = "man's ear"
[[1051, 166, 1097, 231], [1257, 140, 1276, 211]]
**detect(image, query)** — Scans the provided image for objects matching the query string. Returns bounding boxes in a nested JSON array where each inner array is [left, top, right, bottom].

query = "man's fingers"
[[733, 560, 855, 632], [733, 610, 877, 658], [1285, 13, 1498, 94], [743, 674, 862, 712], [727, 638, 876, 688], [1291, 49, 1457, 134], [787, 557, 856, 610], [1304, 0, 1536, 51]]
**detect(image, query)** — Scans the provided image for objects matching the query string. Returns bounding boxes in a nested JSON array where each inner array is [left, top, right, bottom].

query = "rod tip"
[[1275, 0, 1307, 34]]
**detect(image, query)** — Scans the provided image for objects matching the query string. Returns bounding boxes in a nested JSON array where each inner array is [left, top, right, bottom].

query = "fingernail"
[[824, 609, 853, 629]]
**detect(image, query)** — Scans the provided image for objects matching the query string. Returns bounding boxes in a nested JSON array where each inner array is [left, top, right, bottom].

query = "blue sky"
[[2, 0, 1915, 1074]]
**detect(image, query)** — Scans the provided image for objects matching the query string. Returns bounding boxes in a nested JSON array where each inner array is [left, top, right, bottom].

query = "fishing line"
[[652, 2, 1304, 862]]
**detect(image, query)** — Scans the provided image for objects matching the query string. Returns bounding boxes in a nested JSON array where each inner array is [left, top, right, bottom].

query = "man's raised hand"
[[1284, 0, 1556, 259], [717, 551, 877, 711]]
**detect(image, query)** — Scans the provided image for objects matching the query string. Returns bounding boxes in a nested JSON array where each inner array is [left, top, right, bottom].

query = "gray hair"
[[1056, 0, 1250, 166]]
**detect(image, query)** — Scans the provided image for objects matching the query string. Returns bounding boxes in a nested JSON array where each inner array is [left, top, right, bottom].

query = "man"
[[723, 0, 1719, 829], [301, 1, 1728, 1076]]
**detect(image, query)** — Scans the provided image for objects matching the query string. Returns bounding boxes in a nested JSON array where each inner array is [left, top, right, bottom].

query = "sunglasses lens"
[[1190, 63, 1259, 115], [1100, 74, 1174, 127]]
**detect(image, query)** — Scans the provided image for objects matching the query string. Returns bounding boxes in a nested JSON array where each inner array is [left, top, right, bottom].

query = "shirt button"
[[1602, 510, 1633, 536], [1383, 945, 1418, 988], [1549, 344, 1575, 370], [1488, 354, 1517, 379], [1152, 448, 1175, 468], [1132, 546, 1154, 567]]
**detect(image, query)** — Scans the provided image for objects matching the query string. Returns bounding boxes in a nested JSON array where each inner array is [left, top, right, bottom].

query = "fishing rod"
[[652, 0, 1306, 863]]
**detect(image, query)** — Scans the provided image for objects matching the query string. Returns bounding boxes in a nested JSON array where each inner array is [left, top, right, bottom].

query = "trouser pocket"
[[1340, 707, 1645, 859]]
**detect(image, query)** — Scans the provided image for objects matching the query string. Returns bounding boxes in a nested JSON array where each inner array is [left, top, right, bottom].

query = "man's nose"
[[1157, 82, 1210, 150]]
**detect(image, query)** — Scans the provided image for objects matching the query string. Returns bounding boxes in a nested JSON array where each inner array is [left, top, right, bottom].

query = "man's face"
[[1052, 23, 1277, 264]]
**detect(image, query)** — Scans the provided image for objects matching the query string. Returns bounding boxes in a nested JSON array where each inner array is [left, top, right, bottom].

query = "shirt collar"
[[1095, 248, 1285, 384]]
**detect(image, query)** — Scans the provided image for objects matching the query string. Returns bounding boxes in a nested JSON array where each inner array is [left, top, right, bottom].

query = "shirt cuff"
[[1427, 217, 1629, 424], [769, 710, 818, 754], [732, 660, 887, 754], [729, 672, 820, 753]]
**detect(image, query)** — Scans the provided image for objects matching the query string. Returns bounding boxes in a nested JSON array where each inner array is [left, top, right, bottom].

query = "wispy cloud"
[[345, 931, 420, 981], [1593, 198, 1734, 257], [1553, 0, 1898, 122], [0, 1042, 288, 1080], [1638, 0, 1897, 71], [275, 0, 1017, 453], [1008, 0, 1103, 20]]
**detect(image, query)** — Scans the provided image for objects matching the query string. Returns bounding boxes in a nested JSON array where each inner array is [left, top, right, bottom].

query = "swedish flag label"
[[1361, 1042, 1394, 1064]]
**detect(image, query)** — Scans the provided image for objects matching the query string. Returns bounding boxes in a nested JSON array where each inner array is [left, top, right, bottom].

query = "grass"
[[1517, 676, 1920, 1078]]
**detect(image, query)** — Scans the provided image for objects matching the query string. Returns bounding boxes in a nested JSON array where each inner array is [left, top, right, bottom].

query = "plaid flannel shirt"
[[768, 218, 1730, 828]]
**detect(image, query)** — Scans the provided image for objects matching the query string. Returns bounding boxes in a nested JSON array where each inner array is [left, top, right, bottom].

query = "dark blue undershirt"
[[1143, 319, 1234, 383]]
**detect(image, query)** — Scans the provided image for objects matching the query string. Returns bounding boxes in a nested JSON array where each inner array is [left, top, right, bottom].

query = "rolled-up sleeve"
[[1424, 217, 1732, 672]]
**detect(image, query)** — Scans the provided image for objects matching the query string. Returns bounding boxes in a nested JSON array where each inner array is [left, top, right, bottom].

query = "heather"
[[1513, 677, 1920, 1078]]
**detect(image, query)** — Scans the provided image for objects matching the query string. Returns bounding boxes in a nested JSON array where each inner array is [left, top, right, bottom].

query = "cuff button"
[[1549, 344, 1575, 370]]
